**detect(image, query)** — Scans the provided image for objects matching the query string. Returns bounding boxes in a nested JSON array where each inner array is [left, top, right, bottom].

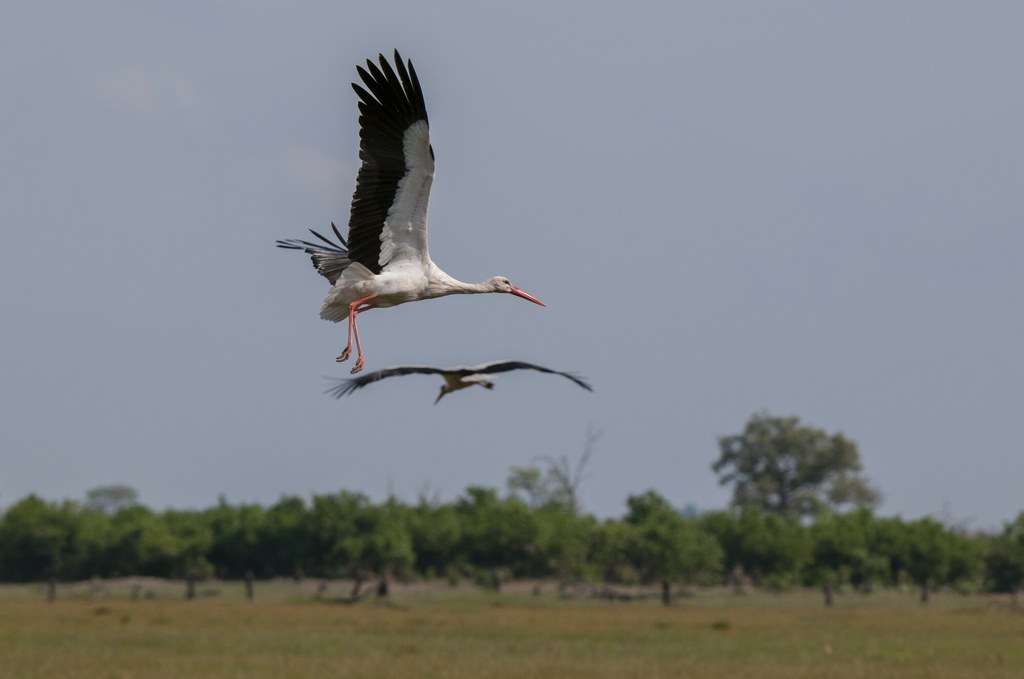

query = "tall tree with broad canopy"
[[712, 413, 881, 519], [84, 485, 139, 515]]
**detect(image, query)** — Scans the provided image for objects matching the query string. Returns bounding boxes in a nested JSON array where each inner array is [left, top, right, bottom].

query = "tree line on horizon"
[[2, 487, 1022, 603], [1, 414, 1021, 604]]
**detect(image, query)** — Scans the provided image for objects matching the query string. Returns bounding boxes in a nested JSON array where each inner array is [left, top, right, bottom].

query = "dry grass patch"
[[0, 589, 1020, 678]]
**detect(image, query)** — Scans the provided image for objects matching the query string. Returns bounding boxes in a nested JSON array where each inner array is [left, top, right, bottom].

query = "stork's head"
[[487, 276, 545, 306]]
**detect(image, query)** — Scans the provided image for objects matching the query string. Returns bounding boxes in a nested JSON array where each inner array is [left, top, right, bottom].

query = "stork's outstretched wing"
[[326, 365, 447, 398], [470, 360, 594, 392], [349, 50, 434, 274]]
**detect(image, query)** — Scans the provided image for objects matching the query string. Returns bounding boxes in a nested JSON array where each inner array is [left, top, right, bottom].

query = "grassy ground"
[[0, 581, 1021, 678]]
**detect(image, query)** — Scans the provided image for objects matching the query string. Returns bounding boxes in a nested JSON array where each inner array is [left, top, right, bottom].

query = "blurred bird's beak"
[[510, 286, 545, 307]]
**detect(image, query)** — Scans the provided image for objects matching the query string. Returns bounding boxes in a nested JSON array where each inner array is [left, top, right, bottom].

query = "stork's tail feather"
[[319, 302, 350, 323], [276, 223, 351, 285]]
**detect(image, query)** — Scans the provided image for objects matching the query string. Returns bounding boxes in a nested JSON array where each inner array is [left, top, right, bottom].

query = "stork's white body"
[[278, 53, 543, 372]]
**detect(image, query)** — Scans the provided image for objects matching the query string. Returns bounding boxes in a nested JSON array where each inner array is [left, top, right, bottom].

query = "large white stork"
[[278, 51, 545, 374], [326, 360, 593, 404]]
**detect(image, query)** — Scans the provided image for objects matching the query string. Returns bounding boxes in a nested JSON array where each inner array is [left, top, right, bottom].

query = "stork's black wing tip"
[[324, 378, 360, 399]]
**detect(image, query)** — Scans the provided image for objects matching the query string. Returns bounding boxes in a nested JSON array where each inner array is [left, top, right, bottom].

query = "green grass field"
[[1, 581, 1021, 678]]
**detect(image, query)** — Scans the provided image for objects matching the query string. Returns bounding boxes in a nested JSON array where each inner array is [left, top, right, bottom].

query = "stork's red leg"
[[350, 316, 366, 374], [336, 294, 377, 373], [336, 319, 354, 363]]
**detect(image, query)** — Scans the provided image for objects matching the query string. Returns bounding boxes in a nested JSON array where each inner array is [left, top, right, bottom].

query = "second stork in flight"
[[327, 360, 593, 404], [278, 51, 545, 374]]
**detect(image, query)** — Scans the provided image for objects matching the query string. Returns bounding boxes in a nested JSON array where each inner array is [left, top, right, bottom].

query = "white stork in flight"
[[326, 360, 593, 404], [278, 51, 545, 374]]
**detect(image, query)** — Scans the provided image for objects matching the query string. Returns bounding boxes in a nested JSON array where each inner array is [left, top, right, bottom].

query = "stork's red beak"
[[510, 286, 545, 307]]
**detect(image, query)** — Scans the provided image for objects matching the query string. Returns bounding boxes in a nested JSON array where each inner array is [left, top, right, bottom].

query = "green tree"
[[455, 486, 539, 589], [946, 531, 985, 593], [355, 499, 415, 596], [712, 413, 880, 519], [808, 509, 887, 603], [407, 499, 462, 579], [903, 518, 952, 603], [591, 518, 637, 584], [104, 506, 181, 577], [258, 495, 310, 578], [204, 499, 266, 578], [0, 496, 80, 581], [305, 491, 413, 599], [869, 516, 912, 587], [66, 506, 112, 580], [534, 504, 598, 586], [161, 509, 214, 578], [621, 491, 722, 605], [985, 512, 1024, 595], [307, 491, 370, 580], [701, 507, 811, 589]]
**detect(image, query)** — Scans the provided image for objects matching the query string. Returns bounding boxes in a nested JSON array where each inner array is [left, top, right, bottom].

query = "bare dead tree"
[[416, 482, 442, 507], [539, 426, 603, 515]]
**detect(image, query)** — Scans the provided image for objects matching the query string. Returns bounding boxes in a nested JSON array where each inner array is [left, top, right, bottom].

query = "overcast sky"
[[2, 2, 1021, 530]]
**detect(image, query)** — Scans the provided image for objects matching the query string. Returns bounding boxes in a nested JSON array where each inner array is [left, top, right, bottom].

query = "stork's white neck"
[[426, 271, 501, 297]]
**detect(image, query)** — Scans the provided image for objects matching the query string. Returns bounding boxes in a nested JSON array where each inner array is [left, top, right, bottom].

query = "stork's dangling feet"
[[335, 345, 363, 374], [337, 295, 376, 374]]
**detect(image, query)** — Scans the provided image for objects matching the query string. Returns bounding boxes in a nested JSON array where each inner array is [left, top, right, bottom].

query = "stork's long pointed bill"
[[510, 286, 546, 307]]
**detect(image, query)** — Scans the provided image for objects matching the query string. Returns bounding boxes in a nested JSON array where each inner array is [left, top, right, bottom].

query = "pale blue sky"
[[1, 2, 1021, 529]]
